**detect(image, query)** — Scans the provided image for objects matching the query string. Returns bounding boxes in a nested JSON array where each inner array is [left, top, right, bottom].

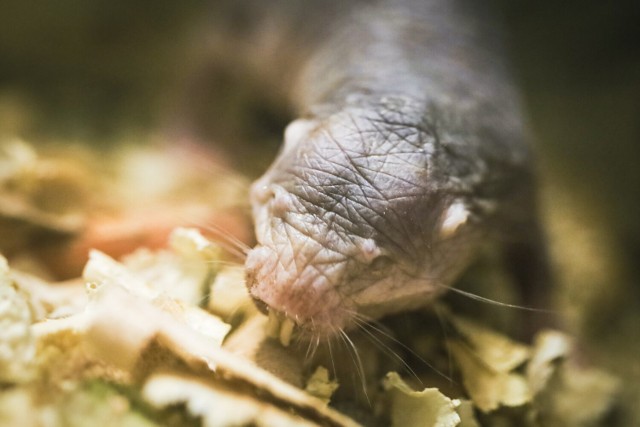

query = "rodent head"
[[245, 98, 486, 340]]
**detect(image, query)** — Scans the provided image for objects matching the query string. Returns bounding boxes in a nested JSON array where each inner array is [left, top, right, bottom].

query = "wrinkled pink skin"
[[244, 100, 529, 339], [244, 0, 538, 340]]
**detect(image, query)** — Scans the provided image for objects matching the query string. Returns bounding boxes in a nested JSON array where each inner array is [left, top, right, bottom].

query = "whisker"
[[304, 333, 315, 362], [339, 328, 370, 405], [433, 304, 453, 385], [310, 334, 321, 362], [198, 231, 249, 259], [351, 313, 454, 384], [179, 217, 250, 259], [201, 222, 251, 254], [336, 330, 358, 402], [349, 310, 395, 336], [327, 332, 337, 380], [431, 282, 554, 313], [305, 319, 322, 362], [351, 317, 424, 386]]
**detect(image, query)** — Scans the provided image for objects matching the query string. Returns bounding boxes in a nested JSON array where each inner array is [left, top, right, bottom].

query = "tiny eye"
[[369, 255, 394, 276]]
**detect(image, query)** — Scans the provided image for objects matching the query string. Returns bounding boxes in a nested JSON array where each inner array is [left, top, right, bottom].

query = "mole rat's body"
[[239, 0, 547, 339]]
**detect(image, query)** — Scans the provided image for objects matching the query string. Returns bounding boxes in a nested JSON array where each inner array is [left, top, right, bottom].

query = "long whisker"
[[433, 304, 453, 385], [350, 312, 454, 384], [339, 329, 370, 404], [336, 330, 357, 401], [310, 334, 321, 362], [292, 327, 305, 349], [304, 334, 315, 362], [201, 222, 251, 255], [198, 230, 249, 259], [179, 217, 251, 259], [327, 332, 337, 379], [351, 316, 424, 385], [306, 319, 321, 362], [431, 281, 555, 313], [400, 268, 558, 313]]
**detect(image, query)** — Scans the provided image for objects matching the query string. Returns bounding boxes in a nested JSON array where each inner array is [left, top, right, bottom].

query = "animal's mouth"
[[245, 237, 357, 341], [260, 305, 355, 347]]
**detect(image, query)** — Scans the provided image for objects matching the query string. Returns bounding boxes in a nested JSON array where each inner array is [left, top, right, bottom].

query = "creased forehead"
[[261, 202, 355, 261], [264, 108, 448, 260]]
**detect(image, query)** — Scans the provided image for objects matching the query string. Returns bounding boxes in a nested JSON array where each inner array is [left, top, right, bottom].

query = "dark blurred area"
[[0, 0, 206, 140], [502, 0, 640, 272], [0, 0, 639, 422], [1, 1, 637, 236]]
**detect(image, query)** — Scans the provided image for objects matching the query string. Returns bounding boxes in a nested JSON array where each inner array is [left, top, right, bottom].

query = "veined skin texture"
[[239, 0, 543, 339]]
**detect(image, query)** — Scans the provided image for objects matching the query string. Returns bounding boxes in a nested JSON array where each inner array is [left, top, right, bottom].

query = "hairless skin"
[[237, 0, 550, 340]]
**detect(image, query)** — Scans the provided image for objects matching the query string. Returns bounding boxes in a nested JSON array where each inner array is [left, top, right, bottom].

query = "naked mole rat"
[[233, 0, 551, 341]]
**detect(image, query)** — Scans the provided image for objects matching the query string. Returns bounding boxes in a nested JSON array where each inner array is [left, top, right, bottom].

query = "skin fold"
[[230, 0, 547, 340]]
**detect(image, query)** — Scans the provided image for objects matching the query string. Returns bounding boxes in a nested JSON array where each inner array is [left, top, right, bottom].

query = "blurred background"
[[1, 1, 638, 234], [0, 0, 639, 423]]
